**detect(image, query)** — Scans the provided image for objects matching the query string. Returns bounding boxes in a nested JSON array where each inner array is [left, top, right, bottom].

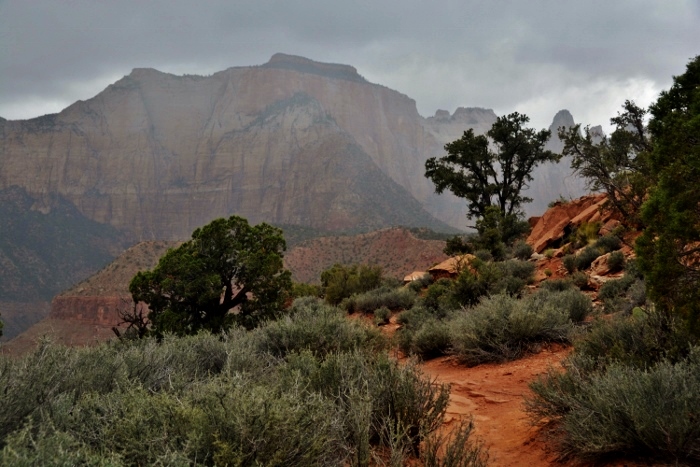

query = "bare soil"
[[420, 347, 569, 466]]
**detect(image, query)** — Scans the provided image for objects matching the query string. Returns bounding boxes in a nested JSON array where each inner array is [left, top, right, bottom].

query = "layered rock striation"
[[1, 54, 585, 241], [0, 54, 462, 239]]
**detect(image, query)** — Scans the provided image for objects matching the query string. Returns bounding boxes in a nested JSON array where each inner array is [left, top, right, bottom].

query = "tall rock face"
[[0, 54, 462, 239], [525, 109, 588, 216], [1, 53, 585, 239]]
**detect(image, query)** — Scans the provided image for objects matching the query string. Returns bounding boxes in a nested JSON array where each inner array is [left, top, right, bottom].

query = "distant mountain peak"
[[127, 67, 167, 79], [549, 109, 575, 131], [262, 53, 367, 83], [429, 107, 497, 123]]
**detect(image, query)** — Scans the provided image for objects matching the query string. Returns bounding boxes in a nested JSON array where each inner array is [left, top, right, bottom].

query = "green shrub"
[[544, 249, 554, 259], [606, 250, 625, 272], [512, 241, 534, 260], [422, 279, 457, 313], [421, 418, 488, 467], [473, 249, 493, 262], [530, 288, 592, 323], [374, 306, 391, 326], [541, 278, 574, 292], [570, 271, 588, 289], [444, 236, 474, 256], [448, 293, 576, 366], [321, 264, 383, 305], [599, 265, 647, 312], [495, 275, 527, 297], [0, 317, 467, 465], [526, 311, 697, 448], [291, 282, 322, 299], [593, 234, 622, 253], [562, 254, 577, 274], [295, 351, 451, 458], [574, 246, 601, 270], [407, 319, 452, 360], [497, 259, 536, 283], [571, 221, 601, 248], [0, 423, 125, 466], [451, 269, 491, 308], [397, 303, 455, 359], [256, 298, 383, 358], [573, 311, 694, 373], [407, 273, 433, 292], [451, 259, 507, 307], [528, 348, 700, 463], [626, 279, 647, 309], [342, 287, 416, 313], [194, 379, 341, 467], [598, 274, 636, 301], [396, 305, 432, 328]]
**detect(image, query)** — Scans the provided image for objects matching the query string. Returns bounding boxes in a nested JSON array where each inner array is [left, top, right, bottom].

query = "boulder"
[[590, 253, 612, 276]]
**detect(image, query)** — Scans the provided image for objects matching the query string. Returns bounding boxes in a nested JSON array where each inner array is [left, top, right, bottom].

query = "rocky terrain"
[[0, 187, 125, 302], [1, 54, 454, 239], [3, 194, 630, 352]]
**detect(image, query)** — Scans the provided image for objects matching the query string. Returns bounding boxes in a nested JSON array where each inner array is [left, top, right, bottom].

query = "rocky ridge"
[[1, 54, 585, 241], [0, 54, 460, 239]]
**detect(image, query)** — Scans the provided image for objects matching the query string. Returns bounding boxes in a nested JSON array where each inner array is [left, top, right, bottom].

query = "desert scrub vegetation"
[[512, 240, 534, 260], [597, 261, 646, 313], [570, 221, 601, 248], [341, 286, 416, 313], [526, 310, 700, 464], [0, 297, 487, 466], [431, 257, 535, 310], [398, 289, 591, 364], [449, 290, 591, 365], [255, 297, 385, 357], [407, 273, 434, 292], [321, 263, 383, 305], [573, 245, 602, 271]]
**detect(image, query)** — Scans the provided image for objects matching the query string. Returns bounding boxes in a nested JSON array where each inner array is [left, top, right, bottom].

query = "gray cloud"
[[1, 0, 698, 130]]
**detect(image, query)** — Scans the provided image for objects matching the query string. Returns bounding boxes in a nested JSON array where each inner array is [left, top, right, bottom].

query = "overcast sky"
[[1, 0, 698, 131]]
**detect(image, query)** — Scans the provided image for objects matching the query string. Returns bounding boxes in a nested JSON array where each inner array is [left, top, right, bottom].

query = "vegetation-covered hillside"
[[0, 187, 125, 301]]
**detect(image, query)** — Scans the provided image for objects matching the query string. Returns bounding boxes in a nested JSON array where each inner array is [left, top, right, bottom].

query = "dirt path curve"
[[419, 347, 570, 467]]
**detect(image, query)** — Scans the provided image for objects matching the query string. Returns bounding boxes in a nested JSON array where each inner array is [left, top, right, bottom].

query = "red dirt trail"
[[420, 347, 568, 467]]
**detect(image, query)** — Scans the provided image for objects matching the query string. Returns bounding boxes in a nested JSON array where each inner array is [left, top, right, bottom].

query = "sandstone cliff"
[[0, 54, 461, 239], [1, 54, 583, 241]]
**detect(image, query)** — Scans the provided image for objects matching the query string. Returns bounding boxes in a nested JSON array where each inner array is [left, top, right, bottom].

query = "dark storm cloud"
[[1, 0, 698, 129]]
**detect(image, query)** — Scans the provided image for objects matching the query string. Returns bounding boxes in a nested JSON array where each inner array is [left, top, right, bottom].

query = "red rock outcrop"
[[526, 194, 609, 253]]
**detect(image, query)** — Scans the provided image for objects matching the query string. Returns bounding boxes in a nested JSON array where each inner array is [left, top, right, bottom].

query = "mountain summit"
[[0, 54, 583, 242]]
